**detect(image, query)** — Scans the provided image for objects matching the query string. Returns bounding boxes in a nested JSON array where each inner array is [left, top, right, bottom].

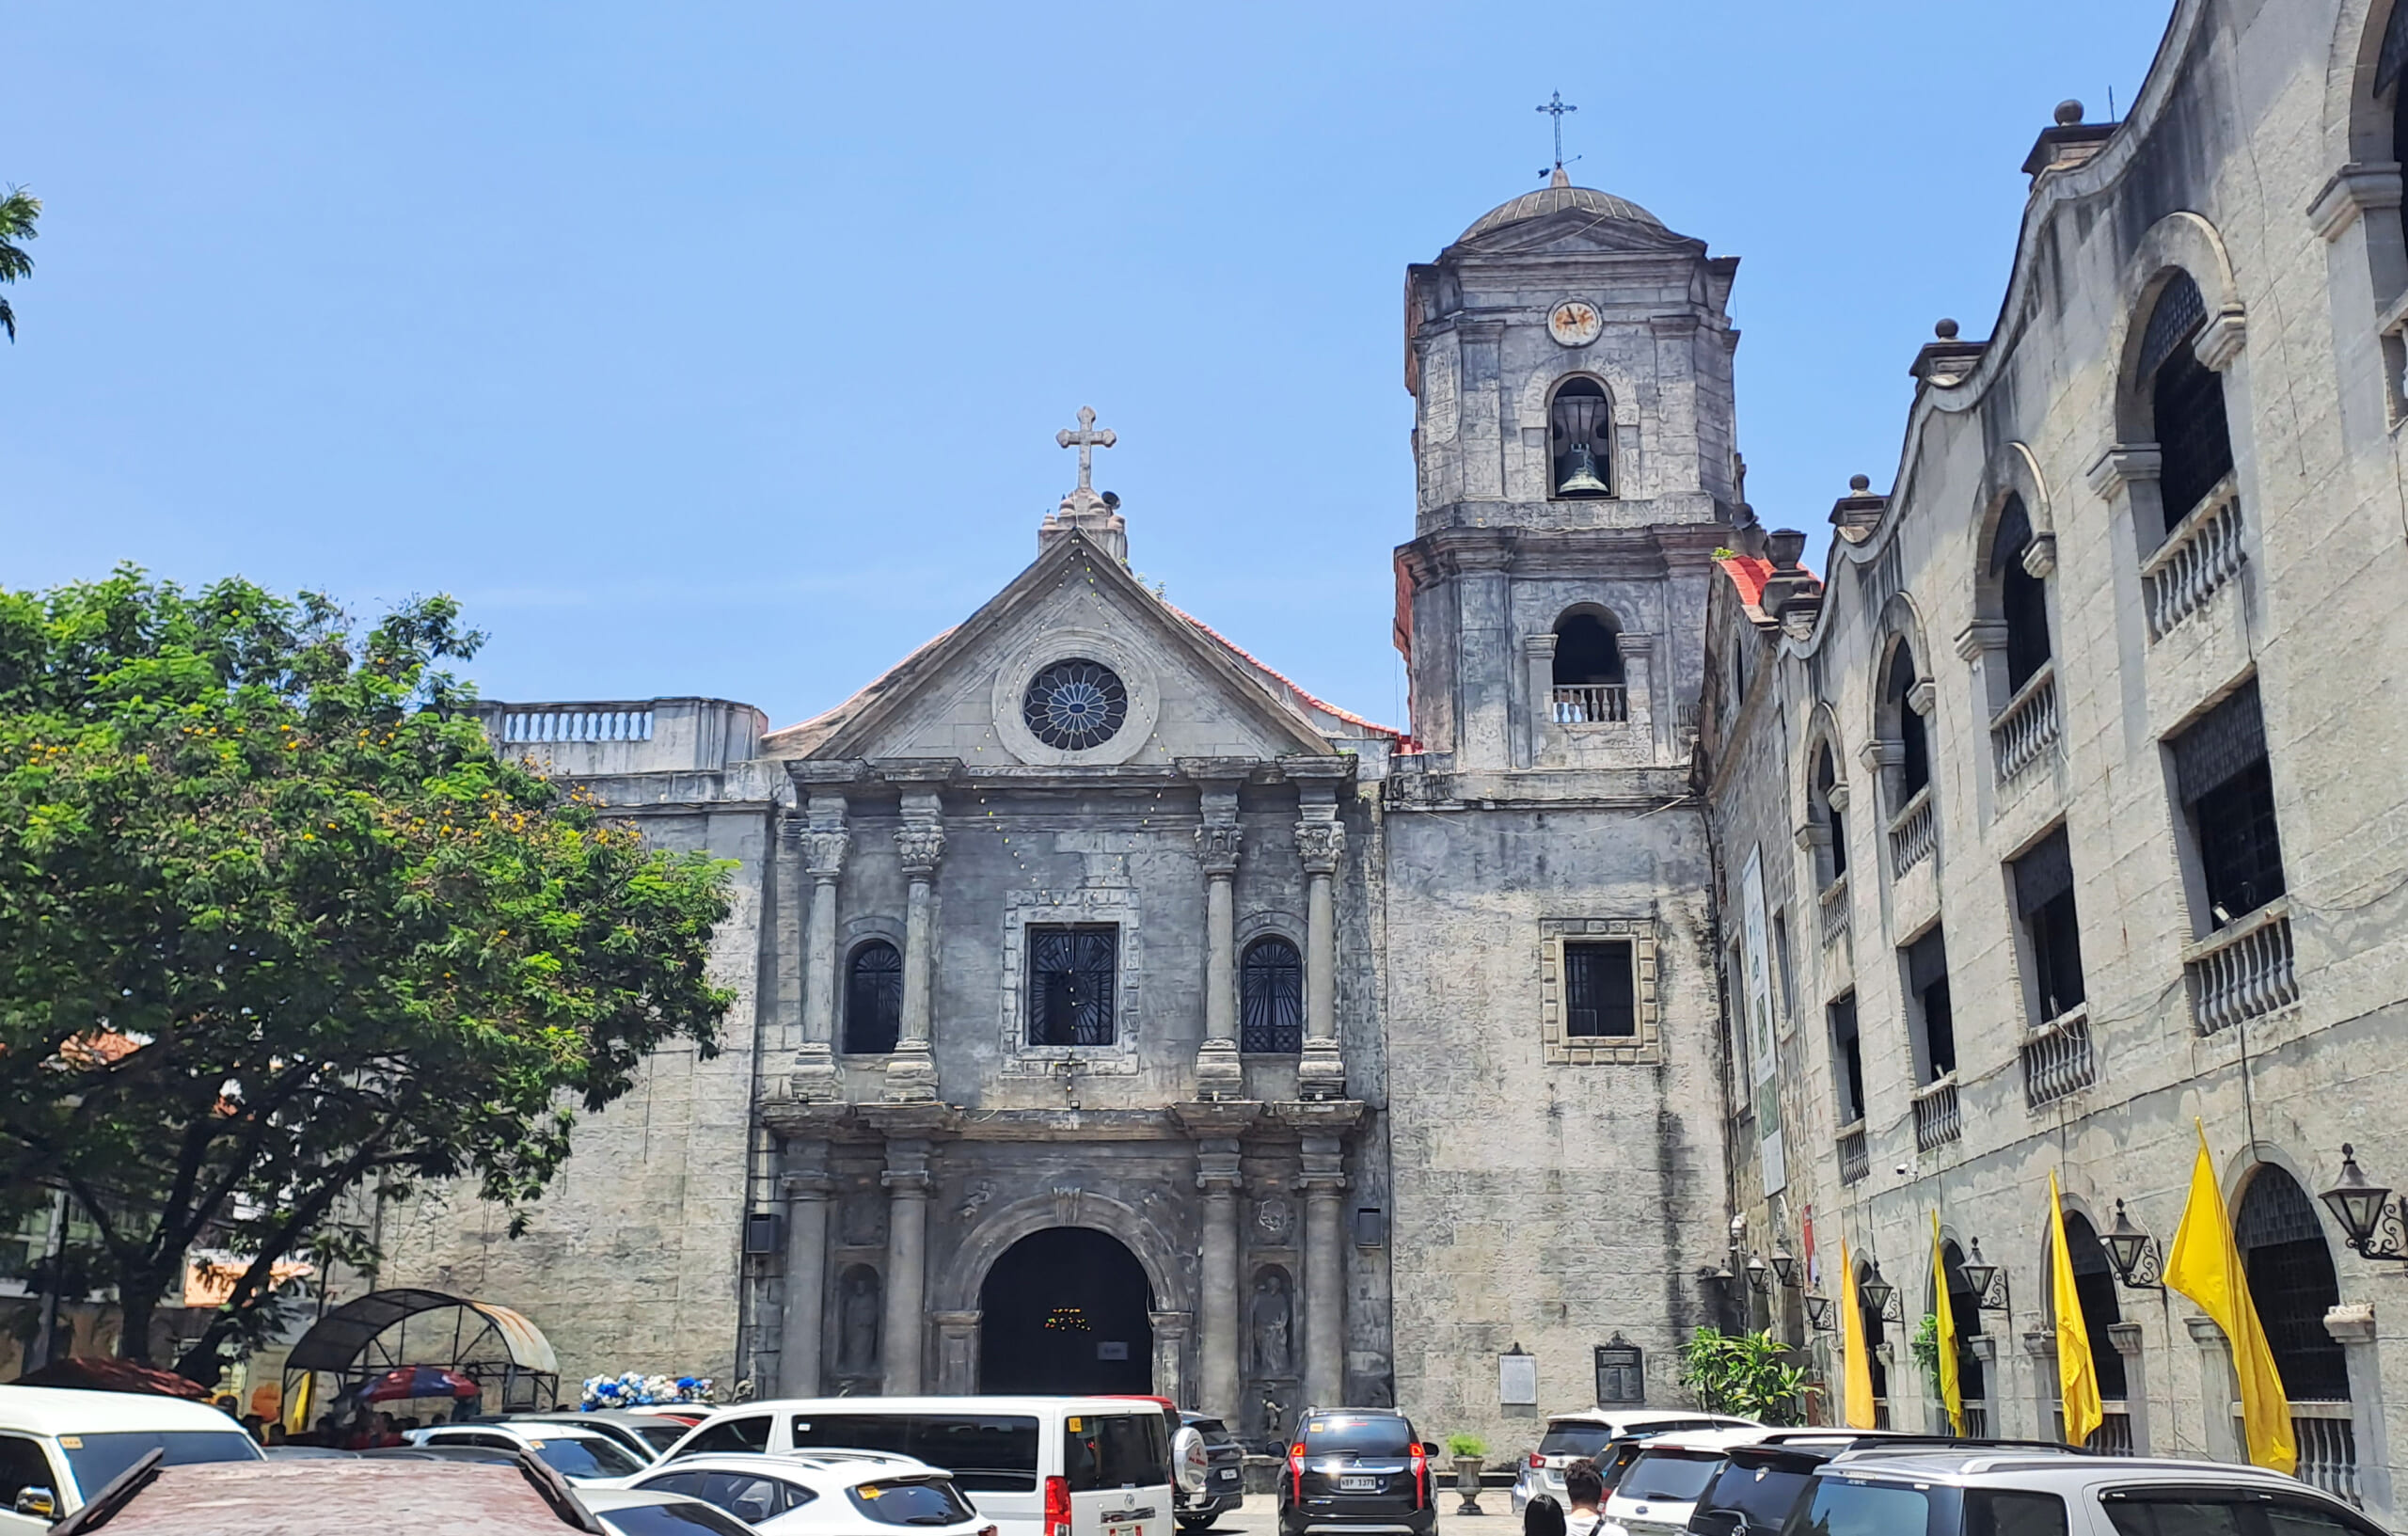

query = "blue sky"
[[4, 3, 2172, 732]]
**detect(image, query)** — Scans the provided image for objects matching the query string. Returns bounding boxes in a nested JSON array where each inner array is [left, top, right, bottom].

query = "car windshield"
[[789, 1414, 1039, 1494], [599, 1503, 759, 1536], [1696, 1464, 1814, 1531], [60, 1431, 260, 1496], [1188, 1418, 1236, 1447], [850, 1478, 977, 1527], [1615, 1450, 1722, 1504], [634, 1424, 691, 1453], [1537, 1424, 1614, 1460], [534, 1436, 644, 1479], [1301, 1417, 1414, 1457], [1786, 1478, 1937, 1536]]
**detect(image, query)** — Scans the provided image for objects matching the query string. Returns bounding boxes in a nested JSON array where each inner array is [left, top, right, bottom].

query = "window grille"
[[2173, 685, 2286, 925], [845, 941, 902, 1054], [2059, 1214, 2131, 1400], [2239, 1169, 2352, 1401], [1565, 941, 1637, 1037], [1905, 929, 1956, 1078], [1829, 994, 1865, 1124], [1886, 642, 1930, 796], [1992, 495, 2052, 691], [2141, 274, 2234, 536], [2015, 829, 2086, 1018], [1239, 937, 1303, 1054], [1028, 926, 1117, 1046], [2138, 273, 2207, 380]]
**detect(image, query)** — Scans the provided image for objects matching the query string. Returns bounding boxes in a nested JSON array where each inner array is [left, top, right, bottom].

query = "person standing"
[[1563, 1461, 1606, 1536]]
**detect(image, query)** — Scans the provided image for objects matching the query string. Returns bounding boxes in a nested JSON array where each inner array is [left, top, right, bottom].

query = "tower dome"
[[1458, 178, 1663, 243]]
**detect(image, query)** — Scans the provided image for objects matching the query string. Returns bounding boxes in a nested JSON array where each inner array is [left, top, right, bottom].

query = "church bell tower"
[[1393, 167, 1746, 771]]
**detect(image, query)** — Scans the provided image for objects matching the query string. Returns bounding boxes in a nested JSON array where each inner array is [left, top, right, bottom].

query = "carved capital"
[[780, 1170, 836, 1201], [1196, 824, 1244, 878], [1905, 680, 1937, 718], [1954, 619, 2008, 662], [1859, 740, 1902, 773], [2020, 531, 2058, 579], [1294, 821, 1347, 876], [895, 824, 946, 879], [1824, 781, 1851, 815], [2085, 442, 2162, 499], [804, 829, 852, 880]]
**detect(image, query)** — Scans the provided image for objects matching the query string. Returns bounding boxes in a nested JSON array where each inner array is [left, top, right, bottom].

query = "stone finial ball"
[[1934, 318, 1960, 340], [1849, 474, 1872, 494], [2054, 100, 2084, 126]]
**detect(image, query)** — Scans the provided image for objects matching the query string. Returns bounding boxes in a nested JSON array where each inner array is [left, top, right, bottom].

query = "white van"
[[0, 1385, 262, 1529], [661, 1397, 1179, 1536]]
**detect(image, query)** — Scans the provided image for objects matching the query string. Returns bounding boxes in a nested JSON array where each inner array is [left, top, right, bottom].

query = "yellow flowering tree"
[[0, 569, 734, 1378]]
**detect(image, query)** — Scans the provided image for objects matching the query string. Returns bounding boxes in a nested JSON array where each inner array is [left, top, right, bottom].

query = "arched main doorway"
[[980, 1227, 1155, 1395]]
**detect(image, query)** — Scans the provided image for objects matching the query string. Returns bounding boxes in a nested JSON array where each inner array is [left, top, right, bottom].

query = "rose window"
[[1022, 658, 1129, 751]]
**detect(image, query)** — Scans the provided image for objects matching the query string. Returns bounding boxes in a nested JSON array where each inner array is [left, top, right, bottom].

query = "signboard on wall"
[[1498, 1347, 1538, 1406]]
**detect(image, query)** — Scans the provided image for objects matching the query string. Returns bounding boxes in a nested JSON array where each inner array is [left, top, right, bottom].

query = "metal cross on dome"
[[1056, 405, 1117, 493], [1536, 91, 1576, 170]]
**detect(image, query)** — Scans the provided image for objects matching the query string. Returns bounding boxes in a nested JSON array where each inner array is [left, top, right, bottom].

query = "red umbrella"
[[338, 1366, 483, 1403], [16, 1356, 213, 1399]]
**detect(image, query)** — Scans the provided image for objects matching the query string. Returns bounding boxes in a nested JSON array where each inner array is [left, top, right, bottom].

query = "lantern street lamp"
[[1770, 1244, 1801, 1291], [2320, 1145, 2408, 1261], [1957, 1237, 2011, 1313], [1745, 1252, 1771, 1295], [1859, 1259, 1900, 1322], [1804, 1294, 1836, 1333], [2102, 1200, 2164, 1290]]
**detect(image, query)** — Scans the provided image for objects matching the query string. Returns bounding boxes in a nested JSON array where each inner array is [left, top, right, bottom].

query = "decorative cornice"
[[2086, 443, 2162, 499], [895, 824, 946, 879], [2020, 532, 2058, 579], [2307, 162, 2404, 243], [1954, 620, 2008, 662]]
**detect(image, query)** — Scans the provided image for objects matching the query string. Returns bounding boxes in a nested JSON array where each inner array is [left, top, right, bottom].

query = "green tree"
[[1676, 1327, 1809, 1424], [0, 186, 39, 341], [0, 570, 735, 1378]]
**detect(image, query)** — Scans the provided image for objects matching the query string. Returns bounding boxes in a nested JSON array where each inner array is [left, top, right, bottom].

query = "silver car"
[[1509, 1410, 1758, 1514], [1791, 1446, 2380, 1536]]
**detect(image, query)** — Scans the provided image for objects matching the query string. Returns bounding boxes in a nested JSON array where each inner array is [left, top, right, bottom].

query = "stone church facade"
[[389, 0, 2408, 1512]]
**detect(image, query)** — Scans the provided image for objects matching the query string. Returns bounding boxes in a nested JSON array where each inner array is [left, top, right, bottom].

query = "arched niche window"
[[1548, 378, 1613, 499], [2381, 4, 2408, 253], [844, 940, 902, 1055], [1991, 495, 2052, 693], [1855, 1258, 1890, 1405], [1550, 609, 1627, 724], [1937, 1241, 1988, 1408], [2237, 1166, 2351, 1401], [1813, 741, 1848, 885], [1881, 641, 1930, 800], [2138, 272, 2234, 542], [1240, 936, 1303, 1054], [2052, 1213, 2130, 1404]]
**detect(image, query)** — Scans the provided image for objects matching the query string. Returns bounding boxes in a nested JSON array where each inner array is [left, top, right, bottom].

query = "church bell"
[[1557, 440, 1610, 496]]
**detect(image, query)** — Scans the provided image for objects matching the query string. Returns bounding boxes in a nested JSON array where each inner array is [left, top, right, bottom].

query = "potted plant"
[[1444, 1433, 1488, 1514]]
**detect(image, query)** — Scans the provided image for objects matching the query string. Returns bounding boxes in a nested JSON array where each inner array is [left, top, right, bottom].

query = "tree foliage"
[[0, 570, 735, 1377], [0, 185, 38, 341], [1676, 1327, 1808, 1424]]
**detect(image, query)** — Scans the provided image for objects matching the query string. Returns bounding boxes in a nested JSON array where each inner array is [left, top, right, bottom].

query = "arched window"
[[1992, 495, 2051, 692], [1551, 610, 1627, 724], [1856, 1259, 1889, 1405], [2056, 1213, 2129, 1401], [2237, 1166, 2351, 1401], [1240, 937, 1304, 1054], [1939, 1241, 1988, 1408], [1814, 742, 1848, 884], [1548, 378, 1613, 499], [2382, 4, 2408, 252], [2139, 272, 2234, 541], [845, 940, 902, 1055], [1883, 641, 1930, 799]]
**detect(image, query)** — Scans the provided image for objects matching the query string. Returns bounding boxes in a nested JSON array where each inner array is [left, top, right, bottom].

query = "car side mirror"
[[1172, 1426, 1209, 1496], [13, 1487, 55, 1521], [1421, 1443, 1441, 1458]]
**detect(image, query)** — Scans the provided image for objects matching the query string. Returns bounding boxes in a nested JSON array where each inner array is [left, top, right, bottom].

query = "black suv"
[[1177, 1412, 1244, 1531], [1277, 1409, 1437, 1536]]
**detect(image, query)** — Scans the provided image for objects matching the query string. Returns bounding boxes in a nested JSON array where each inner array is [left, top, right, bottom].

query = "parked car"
[[1508, 1410, 1759, 1514], [1174, 1414, 1243, 1532], [660, 1397, 1177, 1536], [631, 1450, 994, 1536], [1784, 1446, 2385, 1536], [1599, 1427, 1786, 1536], [505, 1410, 692, 1464], [408, 1419, 650, 1483], [38, 1452, 631, 1536], [584, 1484, 768, 1536], [1275, 1408, 1438, 1536], [0, 1384, 262, 1532]]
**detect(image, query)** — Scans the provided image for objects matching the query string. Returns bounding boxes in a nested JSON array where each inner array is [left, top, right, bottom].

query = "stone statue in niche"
[[1251, 1267, 1293, 1376], [836, 1265, 881, 1375]]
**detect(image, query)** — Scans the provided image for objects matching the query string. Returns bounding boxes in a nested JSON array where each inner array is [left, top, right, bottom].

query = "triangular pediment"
[[774, 533, 1337, 767], [1450, 210, 1703, 260]]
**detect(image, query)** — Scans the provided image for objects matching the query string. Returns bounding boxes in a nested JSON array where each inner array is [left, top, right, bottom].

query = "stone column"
[[2184, 1314, 2242, 1463], [2084, 445, 2167, 558], [1294, 816, 1347, 1101], [1521, 632, 1557, 769], [2325, 1304, 2390, 1512], [2107, 1321, 2148, 1453], [1151, 1310, 1195, 1408], [779, 1150, 834, 1397], [791, 800, 850, 1102], [1299, 1138, 1347, 1413], [1619, 631, 1663, 763], [884, 792, 944, 1103], [1195, 804, 1244, 1099], [1196, 1141, 1244, 1418], [881, 1138, 933, 1395], [2021, 1331, 2060, 1443], [933, 1311, 982, 1395]]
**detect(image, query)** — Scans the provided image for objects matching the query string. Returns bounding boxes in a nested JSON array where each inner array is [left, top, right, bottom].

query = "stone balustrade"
[[1888, 786, 1937, 877], [2020, 1004, 2097, 1109], [2184, 900, 2299, 1036], [1989, 664, 2061, 784], [1837, 1121, 1869, 1185], [1818, 874, 1851, 946], [1551, 684, 1629, 724], [1911, 1073, 1961, 1151], [2141, 479, 2245, 641], [499, 705, 654, 743]]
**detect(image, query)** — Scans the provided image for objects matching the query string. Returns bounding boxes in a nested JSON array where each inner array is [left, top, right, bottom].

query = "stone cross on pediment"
[[1057, 406, 1117, 494]]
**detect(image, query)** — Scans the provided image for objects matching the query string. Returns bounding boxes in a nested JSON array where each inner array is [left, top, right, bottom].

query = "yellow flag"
[[2163, 1122, 2297, 1475], [2048, 1170, 2104, 1449], [1839, 1240, 1877, 1429], [283, 1370, 313, 1436], [1931, 1211, 1963, 1435]]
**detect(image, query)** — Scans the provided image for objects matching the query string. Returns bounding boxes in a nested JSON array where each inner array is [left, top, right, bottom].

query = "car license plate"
[[1106, 1524, 1141, 1536], [1339, 1476, 1381, 1492]]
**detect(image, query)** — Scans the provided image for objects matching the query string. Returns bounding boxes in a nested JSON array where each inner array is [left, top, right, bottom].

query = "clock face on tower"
[[1548, 299, 1603, 348]]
